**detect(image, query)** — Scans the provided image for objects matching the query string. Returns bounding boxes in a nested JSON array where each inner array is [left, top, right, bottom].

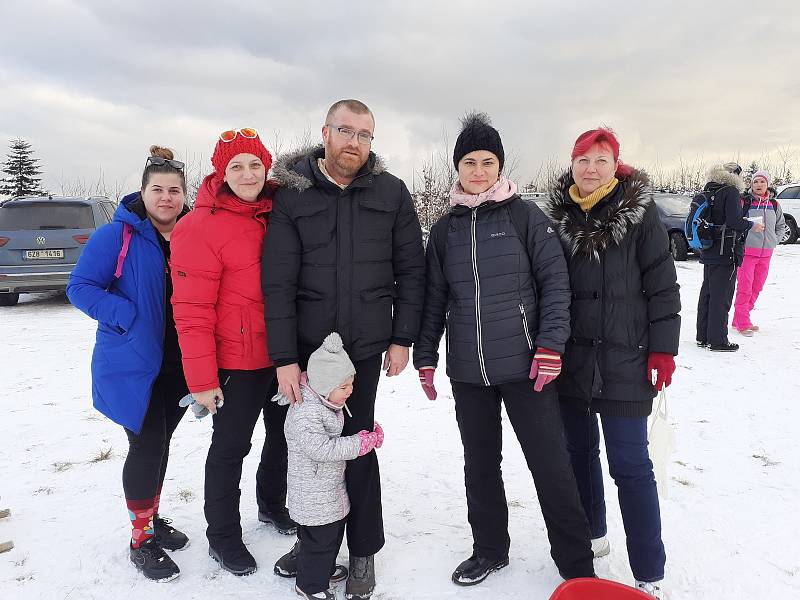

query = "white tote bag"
[[648, 389, 676, 499]]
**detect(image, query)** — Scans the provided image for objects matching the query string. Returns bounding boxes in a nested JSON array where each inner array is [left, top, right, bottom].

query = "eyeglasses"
[[219, 128, 259, 142], [145, 156, 185, 170], [326, 124, 374, 145]]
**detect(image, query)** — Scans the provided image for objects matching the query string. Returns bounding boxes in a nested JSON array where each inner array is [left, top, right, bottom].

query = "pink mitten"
[[357, 430, 377, 456], [418, 368, 437, 400], [529, 347, 562, 392], [373, 422, 384, 449]]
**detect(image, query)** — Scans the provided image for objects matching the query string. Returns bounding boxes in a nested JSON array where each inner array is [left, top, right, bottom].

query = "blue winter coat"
[[67, 193, 170, 433]]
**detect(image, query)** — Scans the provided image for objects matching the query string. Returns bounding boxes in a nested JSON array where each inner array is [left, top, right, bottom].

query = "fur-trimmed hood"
[[546, 169, 651, 262], [706, 166, 746, 192], [271, 143, 386, 192]]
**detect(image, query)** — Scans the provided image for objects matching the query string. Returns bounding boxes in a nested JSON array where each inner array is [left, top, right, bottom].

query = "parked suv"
[[0, 196, 115, 306], [775, 183, 800, 244], [652, 193, 692, 261]]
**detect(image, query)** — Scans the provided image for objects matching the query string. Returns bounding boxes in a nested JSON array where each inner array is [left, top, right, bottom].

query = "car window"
[[0, 203, 95, 230], [653, 195, 691, 215], [101, 203, 115, 223], [777, 186, 800, 200]]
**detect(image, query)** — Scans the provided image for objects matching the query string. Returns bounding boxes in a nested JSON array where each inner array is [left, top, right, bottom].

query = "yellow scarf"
[[569, 178, 619, 212]]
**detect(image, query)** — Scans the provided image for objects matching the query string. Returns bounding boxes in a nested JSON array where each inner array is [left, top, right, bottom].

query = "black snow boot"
[[129, 537, 180, 582], [345, 555, 375, 599], [259, 507, 298, 535], [274, 540, 348, 583], [710, 342, 739, 352], [153, 516, 189, 551], [451, 554, 509, 586], [209, 543, 257, 576]]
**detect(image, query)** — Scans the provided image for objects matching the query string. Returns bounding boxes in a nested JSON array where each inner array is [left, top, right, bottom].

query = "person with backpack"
[[732, 170, 786, 336], [546, 127, 681, 600], [67, 146, 191, 582], [413, 113, 595, 587], [695, 162, 764, 351], [170, 129, 292, 576]]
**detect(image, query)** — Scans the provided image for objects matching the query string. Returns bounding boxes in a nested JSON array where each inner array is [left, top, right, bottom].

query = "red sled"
[[549, 578, 653, 599]]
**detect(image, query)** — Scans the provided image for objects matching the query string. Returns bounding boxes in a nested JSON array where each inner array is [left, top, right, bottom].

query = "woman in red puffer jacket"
[[170, 128, 294, 576]]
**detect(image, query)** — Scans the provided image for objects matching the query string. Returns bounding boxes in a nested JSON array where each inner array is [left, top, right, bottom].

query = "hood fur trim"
[[272, 143, 387, 191], [706, 166, 745, 192], [546, 168, 651, 262]]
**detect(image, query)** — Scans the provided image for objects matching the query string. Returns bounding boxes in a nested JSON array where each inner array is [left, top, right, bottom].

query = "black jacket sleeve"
[[525, 203, 571, 354], [722, 186, 752, 232], [262, 190, 302, 367], [636, 202, 681, 355], [412, 217, 449, 370], [390, 181, 426, 344]]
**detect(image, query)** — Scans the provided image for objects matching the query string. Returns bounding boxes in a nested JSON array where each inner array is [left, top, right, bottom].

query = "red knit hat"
[[211, 129, 273, 176]]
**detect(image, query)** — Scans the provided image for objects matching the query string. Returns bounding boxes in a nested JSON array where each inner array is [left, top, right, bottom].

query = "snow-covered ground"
[[1, 247, 799, 600]]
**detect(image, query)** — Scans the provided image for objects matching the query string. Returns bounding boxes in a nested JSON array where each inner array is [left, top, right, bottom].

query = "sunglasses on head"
[[219, 128, 259, 142], [145, 156, 185, 170]]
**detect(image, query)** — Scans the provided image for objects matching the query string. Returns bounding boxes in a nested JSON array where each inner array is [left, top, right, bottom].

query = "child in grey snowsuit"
[[277, 333, 383, 600]]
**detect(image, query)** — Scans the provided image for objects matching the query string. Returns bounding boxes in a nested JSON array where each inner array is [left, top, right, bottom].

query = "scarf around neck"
[[568, 177, 619, 212], [449, 176, 517, 209]]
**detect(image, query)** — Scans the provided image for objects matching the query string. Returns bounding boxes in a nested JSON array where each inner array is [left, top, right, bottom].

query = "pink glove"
[[529, 347, 562, 392], [418, 368, 437, 400], [373, 422, 384, 449], [357, 430, 377, 456]]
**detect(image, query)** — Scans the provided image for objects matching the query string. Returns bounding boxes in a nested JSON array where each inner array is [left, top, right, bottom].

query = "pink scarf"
[[449, 176, 518, 209]]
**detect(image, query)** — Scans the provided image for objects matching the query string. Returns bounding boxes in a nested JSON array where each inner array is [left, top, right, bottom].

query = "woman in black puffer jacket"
[[546, 127, 681, 599], [413, 113, 594, 586]]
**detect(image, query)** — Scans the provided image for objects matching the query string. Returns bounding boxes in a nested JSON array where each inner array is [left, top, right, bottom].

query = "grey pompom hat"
[[307, 332, 356, 398]]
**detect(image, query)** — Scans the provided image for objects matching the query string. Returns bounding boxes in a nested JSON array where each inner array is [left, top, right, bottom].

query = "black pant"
[[123, 365, 188, 501], [204, 367, 285, 550], [297, 519, 346, 594], [256, 397, 290, 515], [451, 380, 594, 579], [696, 263, 737, 345], [299, 354, 384, 557]]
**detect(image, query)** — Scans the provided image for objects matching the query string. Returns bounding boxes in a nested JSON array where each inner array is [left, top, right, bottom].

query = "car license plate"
[[25, 249, 64, 259]]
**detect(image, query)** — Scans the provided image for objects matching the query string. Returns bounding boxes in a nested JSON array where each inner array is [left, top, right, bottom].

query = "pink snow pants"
[[732, 252, 772, 331]]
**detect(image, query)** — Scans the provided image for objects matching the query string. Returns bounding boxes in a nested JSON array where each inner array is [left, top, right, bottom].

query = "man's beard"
[[331, 148, 366, 177]]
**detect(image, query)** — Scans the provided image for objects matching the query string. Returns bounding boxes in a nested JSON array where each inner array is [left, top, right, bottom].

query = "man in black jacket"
[[696, 162, 764, 352], [263, 99, 425, 599]]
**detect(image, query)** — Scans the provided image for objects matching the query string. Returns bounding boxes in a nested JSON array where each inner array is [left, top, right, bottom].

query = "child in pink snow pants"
[[732, 170, 787, 335]]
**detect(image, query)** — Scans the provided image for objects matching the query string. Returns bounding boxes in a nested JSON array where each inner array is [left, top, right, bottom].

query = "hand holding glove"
[[529, 348, 562, 392]]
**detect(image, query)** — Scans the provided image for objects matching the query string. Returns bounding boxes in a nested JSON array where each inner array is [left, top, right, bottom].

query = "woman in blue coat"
[[68, 146, 190, 582]]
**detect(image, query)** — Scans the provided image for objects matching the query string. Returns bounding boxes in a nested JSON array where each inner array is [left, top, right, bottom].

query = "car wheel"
[[781, 216, 798, 245], [0, 292, 20, 306], [669, 231, 689, 261]]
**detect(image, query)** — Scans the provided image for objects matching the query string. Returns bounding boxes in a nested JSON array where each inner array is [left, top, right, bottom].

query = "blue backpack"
[[685, 191, 717, 251]]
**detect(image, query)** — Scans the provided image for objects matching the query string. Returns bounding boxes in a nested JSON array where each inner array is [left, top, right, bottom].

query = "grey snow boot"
[[345, 555, 375, 600]]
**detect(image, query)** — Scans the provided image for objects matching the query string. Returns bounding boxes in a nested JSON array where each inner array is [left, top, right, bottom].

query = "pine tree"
[[0, 138, 46, 198], [744, 161, 759, 187]]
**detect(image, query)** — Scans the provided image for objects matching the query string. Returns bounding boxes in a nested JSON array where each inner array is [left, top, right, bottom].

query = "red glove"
[[418, 368, 437, 400], [529, 348, 562, 392], [373, 422, 384, 449], [647, 352, 675, 391]]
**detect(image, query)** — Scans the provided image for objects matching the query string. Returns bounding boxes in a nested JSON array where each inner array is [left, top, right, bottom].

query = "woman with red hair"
[[546, 128, 681, 599]]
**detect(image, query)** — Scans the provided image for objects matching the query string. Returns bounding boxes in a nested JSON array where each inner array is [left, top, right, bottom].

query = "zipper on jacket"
[[471, 210, 490, 385], [445, 309, 450, 356], [519, 303, 532, 350]]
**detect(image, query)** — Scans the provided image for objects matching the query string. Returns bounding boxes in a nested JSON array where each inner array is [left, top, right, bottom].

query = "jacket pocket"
[[519, 302, 533, 350], [359, 286, 395, 342], [295, 202, 330, 249], [358, 198, 396, 242]]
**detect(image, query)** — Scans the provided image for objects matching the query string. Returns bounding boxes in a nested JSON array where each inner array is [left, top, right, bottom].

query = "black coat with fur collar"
[[547, 170, 681, 416], [262, 145, 425, 365]]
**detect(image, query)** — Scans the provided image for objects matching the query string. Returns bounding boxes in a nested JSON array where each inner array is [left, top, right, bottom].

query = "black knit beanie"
[[452, 112, 504, 171]]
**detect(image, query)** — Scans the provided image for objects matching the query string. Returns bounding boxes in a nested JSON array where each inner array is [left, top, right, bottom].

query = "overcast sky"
[[1, 0, 798, 195]]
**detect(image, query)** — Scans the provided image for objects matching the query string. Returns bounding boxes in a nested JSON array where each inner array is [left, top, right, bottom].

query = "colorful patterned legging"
[[732, 253, 772, 331]]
